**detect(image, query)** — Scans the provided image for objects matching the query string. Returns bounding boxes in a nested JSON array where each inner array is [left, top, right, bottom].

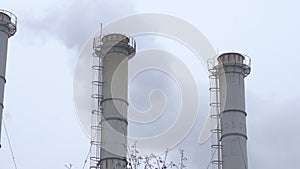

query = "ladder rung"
[[209, 74, 218, 78], [210, 115, 220, 119], [90, 141, 101, 146], [91, 109, 102, 114], [92, 65, 104, 70], [91, 125, 101, 129], [210, 102, 221, 106], [211, 160, 223, 164], [211, 144, 222, 148], [209, 87, 220, 91], [92, 81, 104, 86], [210, 129, 222, 133], [90, 158, 101, 162], [208, 68, 217, 72], [89, 167, 100, 169], [91, 94, 103, 99]]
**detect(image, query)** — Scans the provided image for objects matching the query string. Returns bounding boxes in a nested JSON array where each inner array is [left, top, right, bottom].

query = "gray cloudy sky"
[[0, 0, 300, 169]]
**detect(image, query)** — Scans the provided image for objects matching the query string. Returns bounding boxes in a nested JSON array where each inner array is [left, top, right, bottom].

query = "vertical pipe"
[[217, 53, 251, 169], [96, 34, 135, 169], [0, 10, 17, 148]]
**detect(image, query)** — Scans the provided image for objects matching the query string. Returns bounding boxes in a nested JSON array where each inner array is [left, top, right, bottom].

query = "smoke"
[[22, 0, 137, 50]]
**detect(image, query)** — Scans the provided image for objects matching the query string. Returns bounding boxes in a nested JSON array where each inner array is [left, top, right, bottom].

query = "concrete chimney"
[[0, 10, 17, 148], [217, 52, 251, 169], [92, 33, 136, 169]]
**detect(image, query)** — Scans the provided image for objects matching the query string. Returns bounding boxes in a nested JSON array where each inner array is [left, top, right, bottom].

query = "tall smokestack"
[[0, 10, 17, 148], [92, 33, 136, 169], [217, 52, 251, 169]]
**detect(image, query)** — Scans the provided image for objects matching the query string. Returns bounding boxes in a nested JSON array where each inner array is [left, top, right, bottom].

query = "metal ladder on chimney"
[[208, 59, 222, 169], [90, 37, 104, 169]]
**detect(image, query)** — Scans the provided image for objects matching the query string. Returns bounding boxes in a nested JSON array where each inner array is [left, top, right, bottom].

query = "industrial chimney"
[[91, 33, 136, 169], [0, 10, 17, 148], [217, 52, 251, 169]]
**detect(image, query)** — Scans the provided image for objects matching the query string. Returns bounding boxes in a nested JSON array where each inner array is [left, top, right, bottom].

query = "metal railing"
[[208, 53, 251, 77], [0, 9, 17, 36], [93, 33, 136, 58]]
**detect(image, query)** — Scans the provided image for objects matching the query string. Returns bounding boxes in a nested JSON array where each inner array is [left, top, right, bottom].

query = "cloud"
[[247, 92, 300, 169]]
